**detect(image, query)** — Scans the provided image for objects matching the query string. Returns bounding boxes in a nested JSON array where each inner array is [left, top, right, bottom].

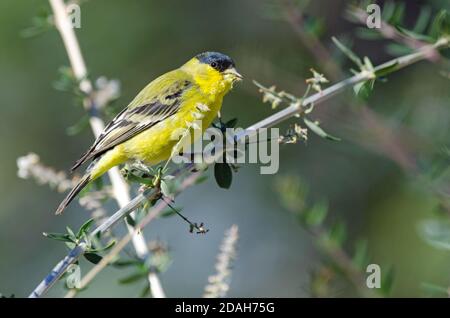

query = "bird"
[[56, 52, 242, 214]]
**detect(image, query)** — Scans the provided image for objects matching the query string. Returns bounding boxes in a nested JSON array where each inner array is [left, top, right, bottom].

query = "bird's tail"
[[55, 174, 91, 215]]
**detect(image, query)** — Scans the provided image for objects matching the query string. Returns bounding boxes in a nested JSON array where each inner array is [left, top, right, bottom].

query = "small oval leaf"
[[84, 253, 103, 264], [303, 118, 341, 141], [214, 163, 233, 189]]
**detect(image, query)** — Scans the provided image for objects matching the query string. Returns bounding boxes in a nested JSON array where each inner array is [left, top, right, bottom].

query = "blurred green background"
[[1, 0, 450, 297]]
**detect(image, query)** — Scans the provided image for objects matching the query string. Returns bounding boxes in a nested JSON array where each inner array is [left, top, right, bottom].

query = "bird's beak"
[[224, 67, 243, 81]]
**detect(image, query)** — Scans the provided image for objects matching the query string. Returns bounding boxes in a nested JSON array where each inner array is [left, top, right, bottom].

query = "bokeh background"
[[1, 0, 450, 297]]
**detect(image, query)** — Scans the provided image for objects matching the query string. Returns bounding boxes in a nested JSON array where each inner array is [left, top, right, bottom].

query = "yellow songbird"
[[56, 52, 242, 214]]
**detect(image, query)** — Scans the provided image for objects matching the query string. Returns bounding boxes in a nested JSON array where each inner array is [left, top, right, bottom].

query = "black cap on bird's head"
[[195, 51, 243, 80], [196, 52, 234, 72]]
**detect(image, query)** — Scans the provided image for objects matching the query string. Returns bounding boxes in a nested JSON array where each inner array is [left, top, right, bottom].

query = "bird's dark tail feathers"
[[55, 174, 91, 215], [70, 149, 92, 172]]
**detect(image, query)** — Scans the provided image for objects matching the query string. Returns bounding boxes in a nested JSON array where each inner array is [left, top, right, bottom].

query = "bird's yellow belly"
[[122, 97, 222, 165]]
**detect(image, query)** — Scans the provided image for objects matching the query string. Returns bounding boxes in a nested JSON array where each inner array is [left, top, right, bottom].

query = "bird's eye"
[[210, 61, 218, 68]]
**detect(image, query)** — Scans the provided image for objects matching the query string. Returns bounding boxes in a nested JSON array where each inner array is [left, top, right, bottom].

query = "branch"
[[244, 37, 448, 134], [29, 30, 449, 297], [47, 0, 164, 297], [64, 172, 203, 298]]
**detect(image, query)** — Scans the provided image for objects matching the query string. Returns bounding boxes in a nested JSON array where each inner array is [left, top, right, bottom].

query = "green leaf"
[[374, 60, 398, 77], [303, 118, 341, 141], [124, 172, 154, 186], [53, 66, 78, 92], [385, 43, 414, 56], [140, 284, 151, 298], [126, 215, 136, 227], [89, 240, 116, 253], [380, 266, 395, 296], [413, 6, 432, 34], [389, 2, 405, 25], [84, 253, 103, 264], [65, 242, 76, 249], [381, 1, 396, 22], [303, 201, 328, 227], [395, 26, 434, 42], [355, 28, 383, 40], [194, 175, 209, 185], [332, 37, 362, 68], [352, 239, 369, 269], [214, 162, 233, 189], [225, 118, 238, 128], [20, 8, 53, 38], [66, 226, 76, 238], [328, 221, 346, 246], [65, 264, 81, 289], [43, 232, 76, 243], [353, 79, 375, 100], [429, 10, 450, 39], [421, 282, 449, 297], [363, 56, 374, 72], [118, 272, 146, 285], [419, 219, 450, 250], [112, 259, 142, 268], [160, 180, 171, 197], [304, 16, 325, 37], [77, 218, 95, 238], [426, 148, 450, 179]]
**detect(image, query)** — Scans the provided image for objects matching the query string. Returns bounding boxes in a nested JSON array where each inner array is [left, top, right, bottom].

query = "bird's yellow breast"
[[120, 87, 225, 165]]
